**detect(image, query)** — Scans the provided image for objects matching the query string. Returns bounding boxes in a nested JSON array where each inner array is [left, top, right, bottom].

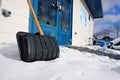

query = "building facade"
[[0, 0, 103, 46], [0, 0, 29, 42]]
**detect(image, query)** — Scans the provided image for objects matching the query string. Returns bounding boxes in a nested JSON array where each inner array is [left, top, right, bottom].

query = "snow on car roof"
[[111, 38, 120, 44]]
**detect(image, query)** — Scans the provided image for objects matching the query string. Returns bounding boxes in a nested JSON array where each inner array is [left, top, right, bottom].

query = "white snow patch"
[[113, 46, 120, 50], [111, 38, 120, 44], [0, 42, 120, 80], [88, 45, 120, 55]]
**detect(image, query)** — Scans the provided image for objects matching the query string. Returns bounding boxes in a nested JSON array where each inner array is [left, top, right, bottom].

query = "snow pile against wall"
[[0, 42, 120, 80], [0, 0, 29, 42]]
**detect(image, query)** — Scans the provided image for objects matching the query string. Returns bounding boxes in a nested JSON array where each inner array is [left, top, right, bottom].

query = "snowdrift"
[[0, 42, 120, 80]]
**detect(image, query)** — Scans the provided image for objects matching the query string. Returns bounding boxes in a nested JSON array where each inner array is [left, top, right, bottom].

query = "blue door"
[[29, 0, 72, 45]]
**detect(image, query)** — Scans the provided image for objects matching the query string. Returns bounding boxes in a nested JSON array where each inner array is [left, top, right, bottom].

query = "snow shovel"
[[16, 0, 59, 62]]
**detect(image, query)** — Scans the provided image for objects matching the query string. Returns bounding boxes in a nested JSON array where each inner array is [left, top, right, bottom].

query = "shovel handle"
[[27, 0, 44, 35]]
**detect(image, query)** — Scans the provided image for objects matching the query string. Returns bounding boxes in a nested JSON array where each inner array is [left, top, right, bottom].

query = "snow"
[[113, 46, 120, 50], [88, 45, 120, 55], [111, 38, 120, 44], [0, 42, 120, 80], [108, 38, 120, 49]]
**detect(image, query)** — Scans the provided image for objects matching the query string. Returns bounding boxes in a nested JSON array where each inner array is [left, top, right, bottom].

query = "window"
[[60, 0, 70, 30], [37, 0, 57, 26], [80, 7, 87, 26]]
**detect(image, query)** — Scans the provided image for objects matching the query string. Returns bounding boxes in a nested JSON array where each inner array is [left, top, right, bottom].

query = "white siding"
[[72, 0, 94, 46], [0, 0, 29, 42]]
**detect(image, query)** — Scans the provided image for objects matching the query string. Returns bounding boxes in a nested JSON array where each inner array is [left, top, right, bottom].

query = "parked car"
[[107, 38, 120, 50], [93, 36, 113, 45], [102, 36, 112, 41], [93, 39, 101, 45]]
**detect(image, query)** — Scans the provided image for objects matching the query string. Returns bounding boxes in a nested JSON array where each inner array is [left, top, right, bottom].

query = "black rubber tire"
[[16, 32, 27, 60], [47, 36, 59, 59], [43, 35, 53, 60], [25, 34, 36, 62], [35, 33, 59, 60], [33, 35, 43, 60], [16, 32, 60, 62], [16, 32, 36, 62], [51, 36, 59, 58]]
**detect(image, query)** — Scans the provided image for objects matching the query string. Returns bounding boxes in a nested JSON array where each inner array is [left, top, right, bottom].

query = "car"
[[107, 38, 120, 50], [93, 36, 113, 46], [93, 39, 110, 45]]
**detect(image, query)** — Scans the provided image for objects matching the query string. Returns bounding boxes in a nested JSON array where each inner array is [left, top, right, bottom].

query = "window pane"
[[60, 0, 70, 30], [38, 0, 57, 26]]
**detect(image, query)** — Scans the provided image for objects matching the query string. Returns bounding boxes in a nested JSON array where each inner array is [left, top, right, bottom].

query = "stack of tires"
[[16, 32, 59, 62]]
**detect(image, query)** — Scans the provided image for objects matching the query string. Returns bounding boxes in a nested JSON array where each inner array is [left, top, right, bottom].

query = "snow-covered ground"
[[0, 42, 120, 80], [87, 45, 120, 55]]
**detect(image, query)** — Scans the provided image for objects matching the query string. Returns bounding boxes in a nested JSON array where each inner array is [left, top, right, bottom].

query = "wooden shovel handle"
[[27, 0, 44, 35]]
